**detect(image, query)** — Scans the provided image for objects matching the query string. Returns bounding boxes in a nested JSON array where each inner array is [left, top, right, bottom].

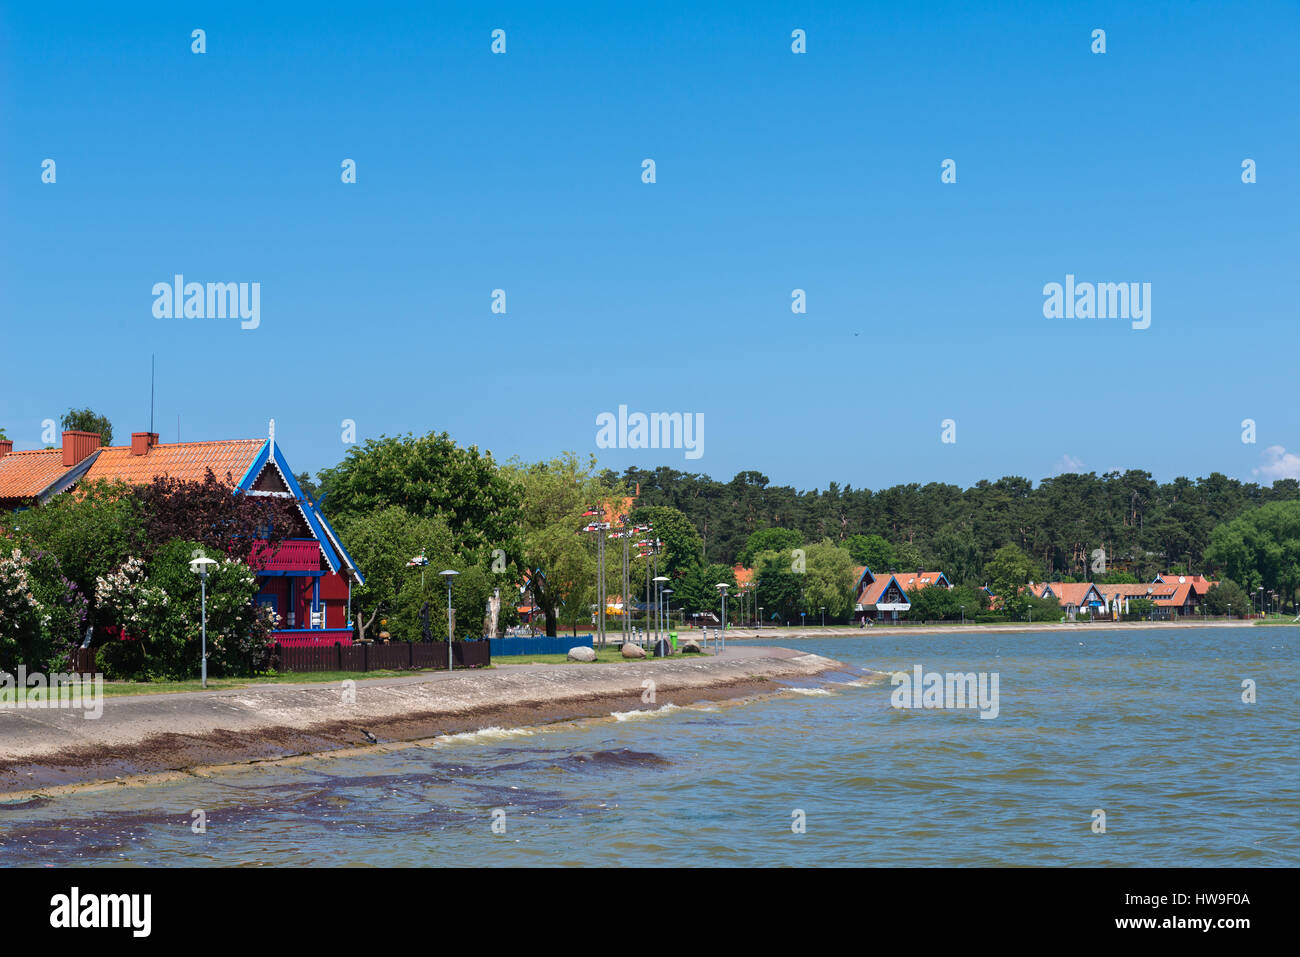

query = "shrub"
[[94, 541, 267, 679]]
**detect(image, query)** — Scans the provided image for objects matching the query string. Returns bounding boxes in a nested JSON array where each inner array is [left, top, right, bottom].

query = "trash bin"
[[670, 631, 678, 651]]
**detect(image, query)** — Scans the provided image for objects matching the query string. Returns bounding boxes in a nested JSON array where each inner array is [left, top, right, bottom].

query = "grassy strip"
[[0, 669, 418, 701], [496, 643, 695, 665]]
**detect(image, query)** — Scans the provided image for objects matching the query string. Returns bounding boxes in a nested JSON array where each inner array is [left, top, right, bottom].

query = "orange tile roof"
[[1154, 582, 1196, 607], [857, 569, 949, 605], [0, 448, 88, 500], [860, 576, 894, 604], [1156, 574, 1216, 595], [897, 571, 948, 592], [1041, 582, 1103, 606], [1097, 583, 1177, 602], [81, 439, 265, 486]]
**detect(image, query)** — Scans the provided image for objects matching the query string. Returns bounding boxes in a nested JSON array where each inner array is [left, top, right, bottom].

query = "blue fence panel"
[[489, 634, 594, 656]]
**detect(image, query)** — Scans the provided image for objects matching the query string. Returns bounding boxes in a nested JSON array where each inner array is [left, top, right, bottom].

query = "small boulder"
[[679, 640, 702, 654], [567, 646, 597, 662], [621, 642, 647, 659]]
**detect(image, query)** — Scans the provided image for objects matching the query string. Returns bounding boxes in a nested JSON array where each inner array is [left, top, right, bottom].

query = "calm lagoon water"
[[1, 627, 1295, 866]]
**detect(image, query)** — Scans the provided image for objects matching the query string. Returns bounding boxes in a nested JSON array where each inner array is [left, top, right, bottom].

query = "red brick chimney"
[[0, 439, 12, 459], [131, 432, 159, 456], [62, 430, 100, 466]]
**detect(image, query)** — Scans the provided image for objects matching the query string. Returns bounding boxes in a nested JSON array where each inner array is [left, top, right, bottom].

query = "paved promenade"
[[0, 646, 843, 794]]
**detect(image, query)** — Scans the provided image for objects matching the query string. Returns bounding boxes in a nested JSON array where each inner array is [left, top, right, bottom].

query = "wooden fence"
[[271, 640, 490, 674], [69, 647, 96, 676]]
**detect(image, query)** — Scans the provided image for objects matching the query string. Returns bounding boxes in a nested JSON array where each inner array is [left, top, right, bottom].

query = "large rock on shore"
[[679, 640, 702, 654], [621, 643, 647, 659], [567, 646, 597, 662]]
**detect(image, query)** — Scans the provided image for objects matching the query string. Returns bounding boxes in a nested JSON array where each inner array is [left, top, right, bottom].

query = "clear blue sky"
[[3, 1, 1296, 490]]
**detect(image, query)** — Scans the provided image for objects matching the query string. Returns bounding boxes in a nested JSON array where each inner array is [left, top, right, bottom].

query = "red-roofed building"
[[0, 423, 364, 646], [1038, 582, 1106, 620], [0, 432, 103, 509], [1153, 573, 1217, 598], [1095, 582, 1199, 619], [853, 568, 951, 622]]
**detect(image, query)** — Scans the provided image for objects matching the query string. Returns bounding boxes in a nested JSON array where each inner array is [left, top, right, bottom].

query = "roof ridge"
[[97, 437, 264, 451]]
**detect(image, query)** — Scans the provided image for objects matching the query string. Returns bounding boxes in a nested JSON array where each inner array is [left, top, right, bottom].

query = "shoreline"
[[0, 646, 845, 798], [718, 619, 1266, 639]]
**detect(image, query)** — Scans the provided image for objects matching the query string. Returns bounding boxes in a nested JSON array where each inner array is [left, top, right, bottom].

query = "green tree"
[[949, 584, 987, 620], [391, 562, 493, 641], [317, 431, 522, 562], [845, 534, 894, 571], [1203, 579, 1248, 617], [296, 471, 322, 501], [926, 529, 983, 585], [1096, 570, 1139, 584], [2, 480, 145, 628], [983, 544, 1039, 602], [801, 540, 856, 621], [507, 453, 628, 637], [1023, 592, 1063, 622], [23, 549, 89, 666], [907, 584, 958, 622], [892, 539, 925, 573], [60, 408, 114, 445], [1205, 500, 1300, 613], [754, 552, 802, 624], [335, 506, 458, 640], [673, 562, 737, 618], [633, 505, 704, 578], [738, 527, 802, 567]]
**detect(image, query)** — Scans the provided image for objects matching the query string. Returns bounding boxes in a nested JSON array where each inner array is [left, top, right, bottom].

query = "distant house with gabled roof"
[[1097, 581, 1200, 619], [853, 568, 951, 622], [1038, 582, 1106, 620]]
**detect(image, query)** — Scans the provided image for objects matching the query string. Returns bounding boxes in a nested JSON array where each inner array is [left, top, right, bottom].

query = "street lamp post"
[[960, 604, 965, 626], [820, 606, 825, 628], [662, 588, 674, 655], [652, 575, 669, 648], [716, 583, 730, 654], [189, 554, 218, 689], [440, 570, 459, 672], [758, 606, 764, 631]]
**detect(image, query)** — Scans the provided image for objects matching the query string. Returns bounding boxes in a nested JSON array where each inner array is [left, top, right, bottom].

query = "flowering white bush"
[[94, 543, 268, 679], [0, 549, 50, 667], [94, 556, 170, 638]]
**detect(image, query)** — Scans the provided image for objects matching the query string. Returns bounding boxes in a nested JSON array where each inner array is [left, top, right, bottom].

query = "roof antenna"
[[150, 354, 155, 435]]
